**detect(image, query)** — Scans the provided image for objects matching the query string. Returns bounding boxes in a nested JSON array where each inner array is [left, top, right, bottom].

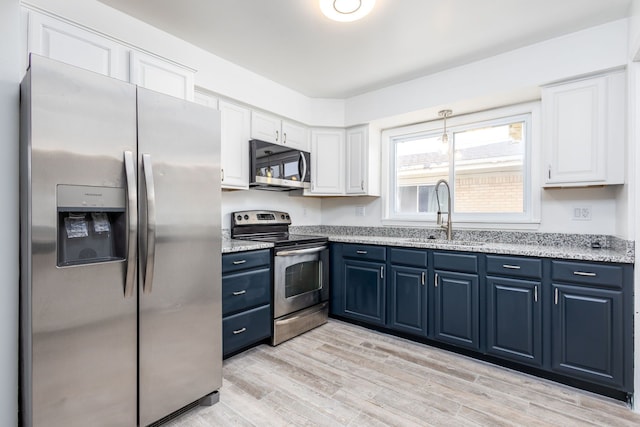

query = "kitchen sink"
[[405, 238, 485, 247]]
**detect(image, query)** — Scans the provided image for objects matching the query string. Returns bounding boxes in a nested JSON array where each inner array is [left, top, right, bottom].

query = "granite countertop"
[[222, 237, 273, 254], [324, 234, 633, 264], [288, 226, 635, 264]]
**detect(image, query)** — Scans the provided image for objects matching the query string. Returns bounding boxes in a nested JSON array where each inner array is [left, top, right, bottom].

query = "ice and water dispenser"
[[57, 185, 127, 266]]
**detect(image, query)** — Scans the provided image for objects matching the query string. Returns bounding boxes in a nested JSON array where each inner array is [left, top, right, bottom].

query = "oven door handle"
[[276, 245, 328, 256]]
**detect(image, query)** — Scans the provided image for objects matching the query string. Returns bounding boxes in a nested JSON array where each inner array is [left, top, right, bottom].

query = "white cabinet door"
[[346, 126, 368, 194], [542, 71, 625, 187], [282, 120, 310, 151], [250, 111, 280, 144], [26, 10, 128, 80], [130, 51, 195, 101], [309, 129, 345, 195], [219, 101, 250, 189]]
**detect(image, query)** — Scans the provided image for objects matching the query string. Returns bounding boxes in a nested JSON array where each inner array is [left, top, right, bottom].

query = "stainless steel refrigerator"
[[20, 54, 222, 426]]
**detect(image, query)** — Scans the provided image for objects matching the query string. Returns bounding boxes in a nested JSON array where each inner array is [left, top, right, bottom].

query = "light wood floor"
[[166, 319, 640, 426]]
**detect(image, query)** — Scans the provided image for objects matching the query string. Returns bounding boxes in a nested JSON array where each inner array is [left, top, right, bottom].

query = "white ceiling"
[[98, 0, 632, 98]]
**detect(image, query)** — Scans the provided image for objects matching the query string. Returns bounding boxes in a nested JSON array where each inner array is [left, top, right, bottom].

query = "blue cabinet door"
[[343, 259, 386, 326], [433, 270, 480, 351], [389, 265, 427, 336], [551, 284, 624, 388], [486, 276, 542, 367]]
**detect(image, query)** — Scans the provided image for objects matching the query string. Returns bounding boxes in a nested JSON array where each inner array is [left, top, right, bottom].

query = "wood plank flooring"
[[165, 320, 640, 426]]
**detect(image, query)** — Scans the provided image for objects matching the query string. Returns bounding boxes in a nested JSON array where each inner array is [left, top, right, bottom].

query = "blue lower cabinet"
[[223, 305, 271, 356], [486, 276, 542, 367], [343, 259, 386, 326], [433, 270, 480, 351], [388, 265, 427, 336], [551, 283, 624, 389]]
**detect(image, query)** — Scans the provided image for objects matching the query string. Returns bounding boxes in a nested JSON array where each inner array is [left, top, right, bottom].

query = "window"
[[383, 104, 539, 225]]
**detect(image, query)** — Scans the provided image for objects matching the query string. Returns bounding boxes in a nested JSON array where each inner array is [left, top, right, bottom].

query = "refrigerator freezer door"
[[21, 55, 138, 426], [137, 88, 222, 426]]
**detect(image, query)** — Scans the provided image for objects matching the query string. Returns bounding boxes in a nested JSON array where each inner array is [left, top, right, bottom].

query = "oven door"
[[273, 244, 329, 319]]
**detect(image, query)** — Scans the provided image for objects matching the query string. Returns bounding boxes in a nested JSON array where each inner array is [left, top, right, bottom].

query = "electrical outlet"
[[572, 206, 592, 221], [355, 206, 365, 217]]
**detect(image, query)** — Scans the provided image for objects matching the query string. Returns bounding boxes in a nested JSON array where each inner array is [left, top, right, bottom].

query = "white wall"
[[221, 190, 321, 230], [1, 0, 20, 425]]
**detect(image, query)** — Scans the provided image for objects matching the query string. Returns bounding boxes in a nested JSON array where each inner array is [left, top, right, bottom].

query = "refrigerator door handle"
[[124, 150, 137, 298], [142, 153, 157, 294]]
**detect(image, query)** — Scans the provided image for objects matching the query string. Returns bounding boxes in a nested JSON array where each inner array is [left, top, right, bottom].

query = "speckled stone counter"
[[289, 226, 635, 264], [222, 237, 273, 254]]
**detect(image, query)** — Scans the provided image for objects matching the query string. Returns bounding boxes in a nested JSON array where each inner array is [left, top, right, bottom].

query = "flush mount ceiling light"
[[320, 0, 376, 22]]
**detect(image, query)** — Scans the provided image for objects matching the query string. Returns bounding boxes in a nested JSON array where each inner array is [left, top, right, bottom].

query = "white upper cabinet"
[[346, 126, 367, 194], [218, 100, 251, 190], [308, 129, 345, 195], [130, 51, 195, 101], [194, 92, 250, 190], [542, 70, 625, 187], [250, 111, 310, 151], [26, 10, 128, 80]]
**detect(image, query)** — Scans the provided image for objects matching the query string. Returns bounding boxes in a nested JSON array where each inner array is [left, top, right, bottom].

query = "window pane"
[[395, 135, 448, 214], [453, 122, 525, 213]]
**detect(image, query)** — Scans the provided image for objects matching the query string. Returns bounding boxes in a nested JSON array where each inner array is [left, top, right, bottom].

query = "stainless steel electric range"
[[231, 210, 329, 345]]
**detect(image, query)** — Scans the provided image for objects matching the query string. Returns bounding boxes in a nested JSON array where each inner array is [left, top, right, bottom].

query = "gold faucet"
[[435, 179, 452, 240]]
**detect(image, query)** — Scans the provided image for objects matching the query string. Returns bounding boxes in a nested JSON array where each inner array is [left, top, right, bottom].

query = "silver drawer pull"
[[356, 250, 368, 254], [232, 260, 247, 265], [502, 264, 521, 270], [233, 327, 247, 335], [574, 271, 596, 277], [232, 290, 247, 296]]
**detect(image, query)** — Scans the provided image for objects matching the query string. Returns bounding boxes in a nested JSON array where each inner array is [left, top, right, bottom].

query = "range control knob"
[[285, 215, 290, 220], [244, 214, 249, 220], [281, 214, 285, 219], [236, 215, 242, 221]]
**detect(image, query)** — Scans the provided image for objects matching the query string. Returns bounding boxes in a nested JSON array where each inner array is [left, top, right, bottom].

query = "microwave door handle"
[[299, 152, 308, 182], [142, 153, 157, 294], [123, 151, 137, 298]]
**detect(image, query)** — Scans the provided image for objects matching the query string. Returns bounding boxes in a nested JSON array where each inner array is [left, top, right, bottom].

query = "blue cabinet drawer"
[[433, 252, 478, 273], [389, 248, 428, 268], [487, 255, 542, 279], [342, 244, 386, 262], [222, 249, 271, 274], [222, 267, 271, 316], [552, 261, 623, 289], [223, 305, 271, 356]]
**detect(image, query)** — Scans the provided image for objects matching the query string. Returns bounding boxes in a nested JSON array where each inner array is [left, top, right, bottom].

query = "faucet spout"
[[434, 179, 453, 240]]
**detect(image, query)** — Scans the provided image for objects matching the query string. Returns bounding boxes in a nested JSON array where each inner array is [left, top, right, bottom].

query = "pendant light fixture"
[[438, 109, 452, 144], [320, 0, 376, 22]]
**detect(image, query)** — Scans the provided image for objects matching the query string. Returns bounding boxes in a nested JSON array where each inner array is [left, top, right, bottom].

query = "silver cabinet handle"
[[233, 327, 247, 335], [502, 264, 521, 270], [380, 266, 384, 279], [534, 285, 538, 302], [123, 151, 137, 298], [232, 259, 247, 265], [554, 288, 559, 305], [356, 250, 368, 254], [275, 130, 279, 142], [221, 168, 224, 182], [574, 271, 596, 277], [141, 154, 157, 295], [283, 132, 287, 144], [421, 271, 425, 285], [232, 290, 247, 296], [435, 273, 439, 287], [276, 245, 327, 256], [548, 165, 551, 180], [361, 180, 364, 190]]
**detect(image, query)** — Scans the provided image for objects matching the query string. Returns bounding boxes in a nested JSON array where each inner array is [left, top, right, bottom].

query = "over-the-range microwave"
[[249, 139, 311, 191]]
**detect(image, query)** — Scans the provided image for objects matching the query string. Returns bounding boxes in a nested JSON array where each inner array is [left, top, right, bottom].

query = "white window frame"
[[381, 102, 541, 229]]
